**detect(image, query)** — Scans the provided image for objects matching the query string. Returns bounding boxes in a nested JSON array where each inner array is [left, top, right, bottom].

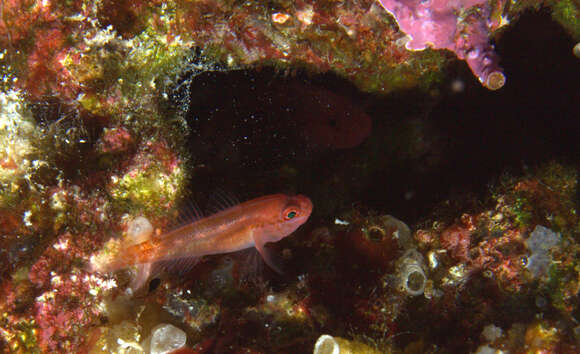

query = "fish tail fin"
[[88, 237, 147, 273], [89, 216, 157, 274], [88, 238, 127, 273], [88, 241, 155, 291]]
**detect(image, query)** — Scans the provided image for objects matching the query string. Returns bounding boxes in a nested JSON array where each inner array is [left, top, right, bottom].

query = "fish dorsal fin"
[[173, 198, 204, 228], [206, 189, 240, 215]]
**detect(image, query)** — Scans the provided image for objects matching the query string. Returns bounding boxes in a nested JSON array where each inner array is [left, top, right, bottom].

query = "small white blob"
[[481, 324, 503, 342], [150, 323, 187, 354], [313, 335, 339, 354], [127, 216, 153, 244]]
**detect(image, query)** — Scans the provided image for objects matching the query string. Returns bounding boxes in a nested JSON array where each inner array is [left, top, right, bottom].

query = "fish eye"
[[284, 210, 298, 220]]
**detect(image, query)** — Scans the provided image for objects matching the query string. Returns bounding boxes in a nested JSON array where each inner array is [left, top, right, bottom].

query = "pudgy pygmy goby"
[[92, 194, 313, 284]]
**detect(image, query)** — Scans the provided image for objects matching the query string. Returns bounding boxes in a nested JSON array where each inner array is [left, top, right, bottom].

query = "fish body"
[[98, 194, 313, 276]]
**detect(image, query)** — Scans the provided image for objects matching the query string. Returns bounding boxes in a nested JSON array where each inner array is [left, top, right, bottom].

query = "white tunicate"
[[313, 334, 380, 354], [127, 216, 153, 243], [527, 252, 553, 278], [475, 345, 505, 354], [526, 225, 560, 253], [525, 225, 561, 279], [313, 335, 339, 354], [150, 323, 187, 354]]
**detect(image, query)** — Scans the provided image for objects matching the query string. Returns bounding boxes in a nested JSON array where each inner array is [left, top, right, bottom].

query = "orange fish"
[[93, 194, 313, 287]]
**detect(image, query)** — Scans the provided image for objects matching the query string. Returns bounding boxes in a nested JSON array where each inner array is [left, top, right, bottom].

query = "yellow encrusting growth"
[[109, 160, 186, 215], [0, 90, 38, 208]]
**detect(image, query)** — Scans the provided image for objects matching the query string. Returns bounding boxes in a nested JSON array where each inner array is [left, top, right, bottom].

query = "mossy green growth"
[[110, 18, 195, 142], [536, 162, 577, 202], [413, 50, 448, 90], [549, 0, 580, 40], [108, 157, 186, 217], [367, 49, 446, 93], [491, 162, 579, 231], [534, 162, 578, 231], [120, 26, 191, 100], [511, 195, 534, 228], [5, 319, 40, 354], [69, 3, 193, 124], [544, 259, 580, 314]]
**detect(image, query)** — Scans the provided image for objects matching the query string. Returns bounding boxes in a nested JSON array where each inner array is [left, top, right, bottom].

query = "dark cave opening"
[[178, 10, 579, 228]]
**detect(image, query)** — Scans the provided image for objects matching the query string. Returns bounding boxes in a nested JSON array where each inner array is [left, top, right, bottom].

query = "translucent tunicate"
[[481, 324, 503, 342], [396, 249, 427, 296], [474, 345, 500, 354], [313, 334, 380, 354], [403, 264, 426, 295], [313, 335, 338, 354], [379, 215, 412, 250], [485, 71, 506, 90], [149, 323, 187, 354]]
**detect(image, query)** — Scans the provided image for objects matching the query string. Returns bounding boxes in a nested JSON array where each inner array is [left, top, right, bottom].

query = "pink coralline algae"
[[0, 0, 88, 99], [98, 127, 134, 154], [377, 0, 506, 90], [440, 223, 472, 261]]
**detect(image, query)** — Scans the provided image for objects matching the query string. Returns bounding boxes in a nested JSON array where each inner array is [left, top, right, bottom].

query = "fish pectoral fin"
[[253, 237, 284, 274], [129, 262, 154, 291]]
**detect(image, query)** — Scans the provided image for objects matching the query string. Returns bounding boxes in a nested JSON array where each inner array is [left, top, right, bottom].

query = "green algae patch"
[[549, 0, 580, 40], [1, 317, 40, 353], [120, 28, 192, 99], [491, 162, 579, 231], [109, 160, 186, 217]]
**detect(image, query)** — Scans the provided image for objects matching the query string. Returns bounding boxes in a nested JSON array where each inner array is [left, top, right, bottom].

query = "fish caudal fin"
[[89, 215, 157, 273], [88, 241, 155, 291], [88, 238, 127, 273]]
